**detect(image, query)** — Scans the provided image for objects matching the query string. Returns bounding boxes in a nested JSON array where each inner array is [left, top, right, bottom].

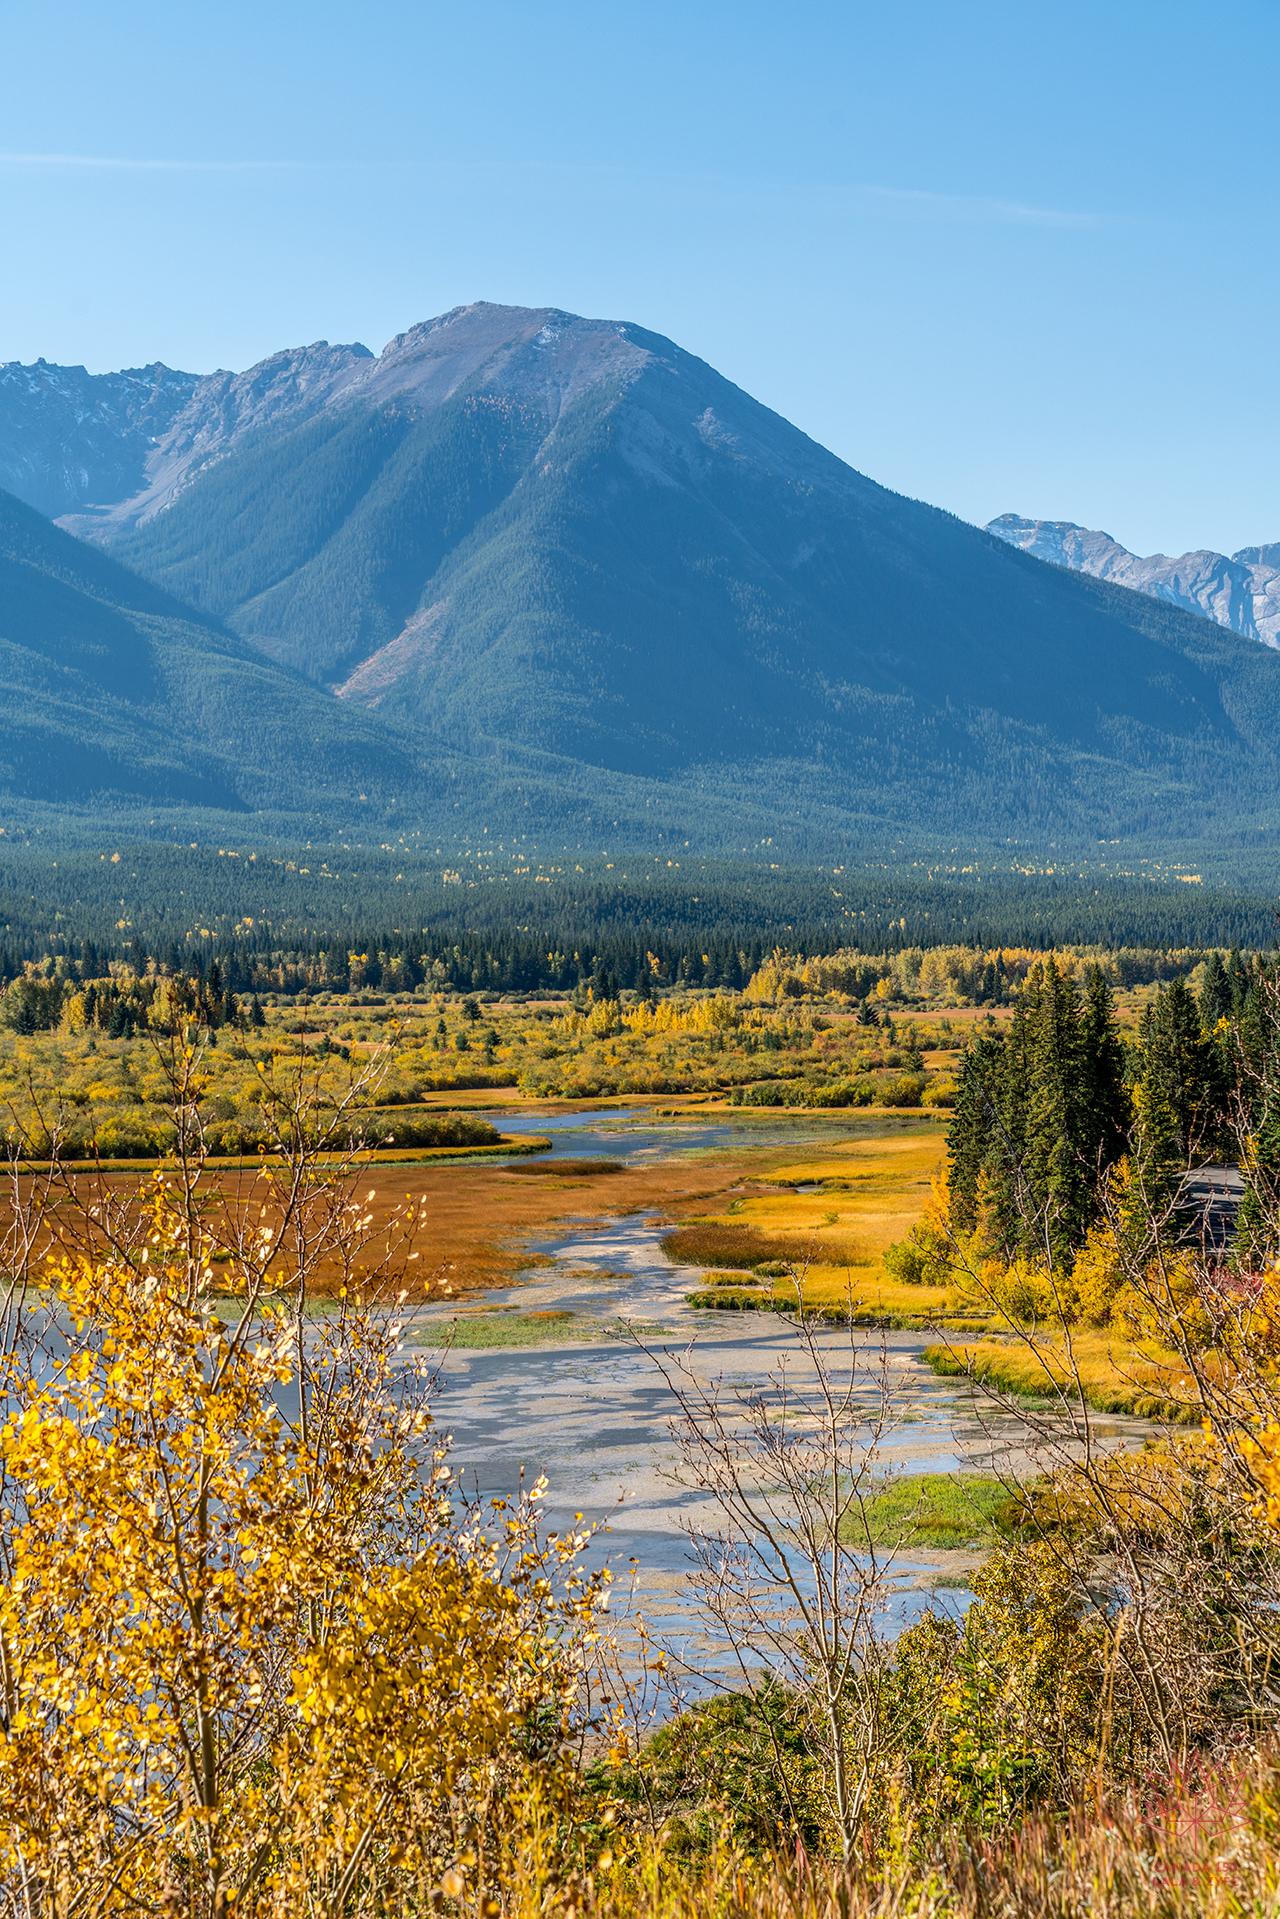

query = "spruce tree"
[[1080, 966, 1129, 1176], [988, 968, 1038, 1257], [1133, 979, 1213, 1200], [946, 1034, 1007, 1235], [1024, 959, 1090, 1264], [1234, 960, 1280, 1265], [1228, 947, 1252, 1013], [1200, 951, 1232, 1029]]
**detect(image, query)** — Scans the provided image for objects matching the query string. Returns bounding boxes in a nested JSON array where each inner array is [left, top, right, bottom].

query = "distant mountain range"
[[3, 304, 1280, 853], [0, 344, 372, 529], [986, 514, 1280, 650]]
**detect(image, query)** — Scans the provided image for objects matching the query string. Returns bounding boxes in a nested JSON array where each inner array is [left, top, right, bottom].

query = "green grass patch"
[[420, 1310, 590, 1348], [410, 1308, 668, 1349], [686, 1286, 781, 1312], [842, 1472, 1011, 1549]]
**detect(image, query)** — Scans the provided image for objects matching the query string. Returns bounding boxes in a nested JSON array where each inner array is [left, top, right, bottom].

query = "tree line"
[[948, 947, 1277, 1266]]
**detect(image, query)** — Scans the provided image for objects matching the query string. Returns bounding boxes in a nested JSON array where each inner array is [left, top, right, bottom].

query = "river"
[[407, 1109, 1152, 1681]]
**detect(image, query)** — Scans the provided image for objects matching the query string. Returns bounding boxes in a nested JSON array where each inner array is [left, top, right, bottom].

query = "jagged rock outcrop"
[[987, 513, 1280, 649], [0, 307, 664, 539], [0, 341, 378, 532], [0, 359, 198, 520]]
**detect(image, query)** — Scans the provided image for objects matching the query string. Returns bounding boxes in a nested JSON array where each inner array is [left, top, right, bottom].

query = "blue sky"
[[3, 0, 1275, 557]]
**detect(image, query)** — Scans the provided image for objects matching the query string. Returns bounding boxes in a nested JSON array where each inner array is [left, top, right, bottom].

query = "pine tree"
[[1228, 947, 1252, 1013], [1023, 959, 1090, 1264], [946, 1034, 1006, 1236], [1234, 960, 1280, 1265], [1200, 951, 1232, 1028], [1080, 966, 1129, 1175], [987, 969, 1038, 1257], [1133, 979, 1213, 1200], [949, 962, 1131, 1266]]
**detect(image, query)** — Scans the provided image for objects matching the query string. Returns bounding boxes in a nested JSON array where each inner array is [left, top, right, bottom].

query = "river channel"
[[406, 1110, 1152, 1680]]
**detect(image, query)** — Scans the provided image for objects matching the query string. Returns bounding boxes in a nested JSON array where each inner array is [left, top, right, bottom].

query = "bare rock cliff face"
[[0, 359, 198, 519], [55, 340, 378, 537], [986, 513, 1280, 649], [0, 341, 379, 532]]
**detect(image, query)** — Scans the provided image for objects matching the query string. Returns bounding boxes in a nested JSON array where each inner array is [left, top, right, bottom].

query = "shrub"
[[883, 1230, 950, 1287], [0, 1078, 605, 1914], [875, 1073, 927, 1107]]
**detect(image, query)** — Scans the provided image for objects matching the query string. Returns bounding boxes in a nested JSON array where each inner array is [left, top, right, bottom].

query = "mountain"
[[0, 485, 429, 816], [4, 305, 1280, 852], [986, 514, 1280, 650], [0, 344, 377, 530]]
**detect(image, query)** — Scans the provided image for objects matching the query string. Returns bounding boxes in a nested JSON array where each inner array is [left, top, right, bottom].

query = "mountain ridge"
[[4, 306, 1280, 854], [986, 513, 1280, 649], [0, 485, 438, 817]]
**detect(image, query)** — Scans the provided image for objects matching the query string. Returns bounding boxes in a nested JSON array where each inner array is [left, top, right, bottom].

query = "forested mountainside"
[[0, 836, 1275, 966], [0, 487, 424, 813], [5, 306, 1280, 850], [987, 512, 1280, 649], [111, 304, 1280, 845]]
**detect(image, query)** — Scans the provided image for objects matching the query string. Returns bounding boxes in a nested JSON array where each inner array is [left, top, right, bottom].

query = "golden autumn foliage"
[[1241, 1424, 1280, 1533], [0, 1054, 611, 1917]]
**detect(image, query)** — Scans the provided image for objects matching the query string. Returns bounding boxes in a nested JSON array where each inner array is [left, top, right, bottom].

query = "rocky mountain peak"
[[0, 358, 199, 519], [2, 307, 664, 539], [987, 512, 1280, 649]]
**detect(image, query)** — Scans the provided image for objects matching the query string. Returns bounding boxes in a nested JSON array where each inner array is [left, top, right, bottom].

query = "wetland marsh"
[[402, 1106, 1155, 1668]]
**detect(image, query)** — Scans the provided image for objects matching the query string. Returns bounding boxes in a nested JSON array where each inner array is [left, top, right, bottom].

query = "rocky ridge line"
[[986, 513, 1280, 650]]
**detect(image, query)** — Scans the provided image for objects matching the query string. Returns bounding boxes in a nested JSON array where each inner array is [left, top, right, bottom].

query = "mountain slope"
[[0, 487, 428, 814], [0, 343, 377, 532], [6, 307, 1280, 849], [986, 513, 1280, 650], [107, 305, 1280, 843], [0, 359, 198, 521]]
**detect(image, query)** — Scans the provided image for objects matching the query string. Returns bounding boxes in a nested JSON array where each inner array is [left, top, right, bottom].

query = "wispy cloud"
[[0, 152, 303, 172], [858, 183, 1096, 228], [0, 152, 1100, 227]]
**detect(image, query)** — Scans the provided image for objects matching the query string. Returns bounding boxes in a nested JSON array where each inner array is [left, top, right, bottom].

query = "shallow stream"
[[408, 1110, 1153, 1677]]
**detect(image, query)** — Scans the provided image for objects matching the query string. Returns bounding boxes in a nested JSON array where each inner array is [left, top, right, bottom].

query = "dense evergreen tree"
[[1232, 960, 1280, 1262], [1080, 967, 1128, 1173], [1024, 960, 1092, 1262], [1227, 947, 1253, 1013], [1200, 951, 1233, 1027], [1131, 979, 1216, 1198], [947, 1035, 1008, 1238], [947, 960, 1131, 1265]]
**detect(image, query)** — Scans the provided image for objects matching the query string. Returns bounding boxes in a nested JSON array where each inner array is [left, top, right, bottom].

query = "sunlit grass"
[[843, 1472, 1010, 1549], [922, 1327, 1199, 1420], [669, 1127, 978, 1324], [411, 1309, 666, 1348]]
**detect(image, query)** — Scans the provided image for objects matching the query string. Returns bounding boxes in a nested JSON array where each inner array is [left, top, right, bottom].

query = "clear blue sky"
[[3, 0, 1276, 558]]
